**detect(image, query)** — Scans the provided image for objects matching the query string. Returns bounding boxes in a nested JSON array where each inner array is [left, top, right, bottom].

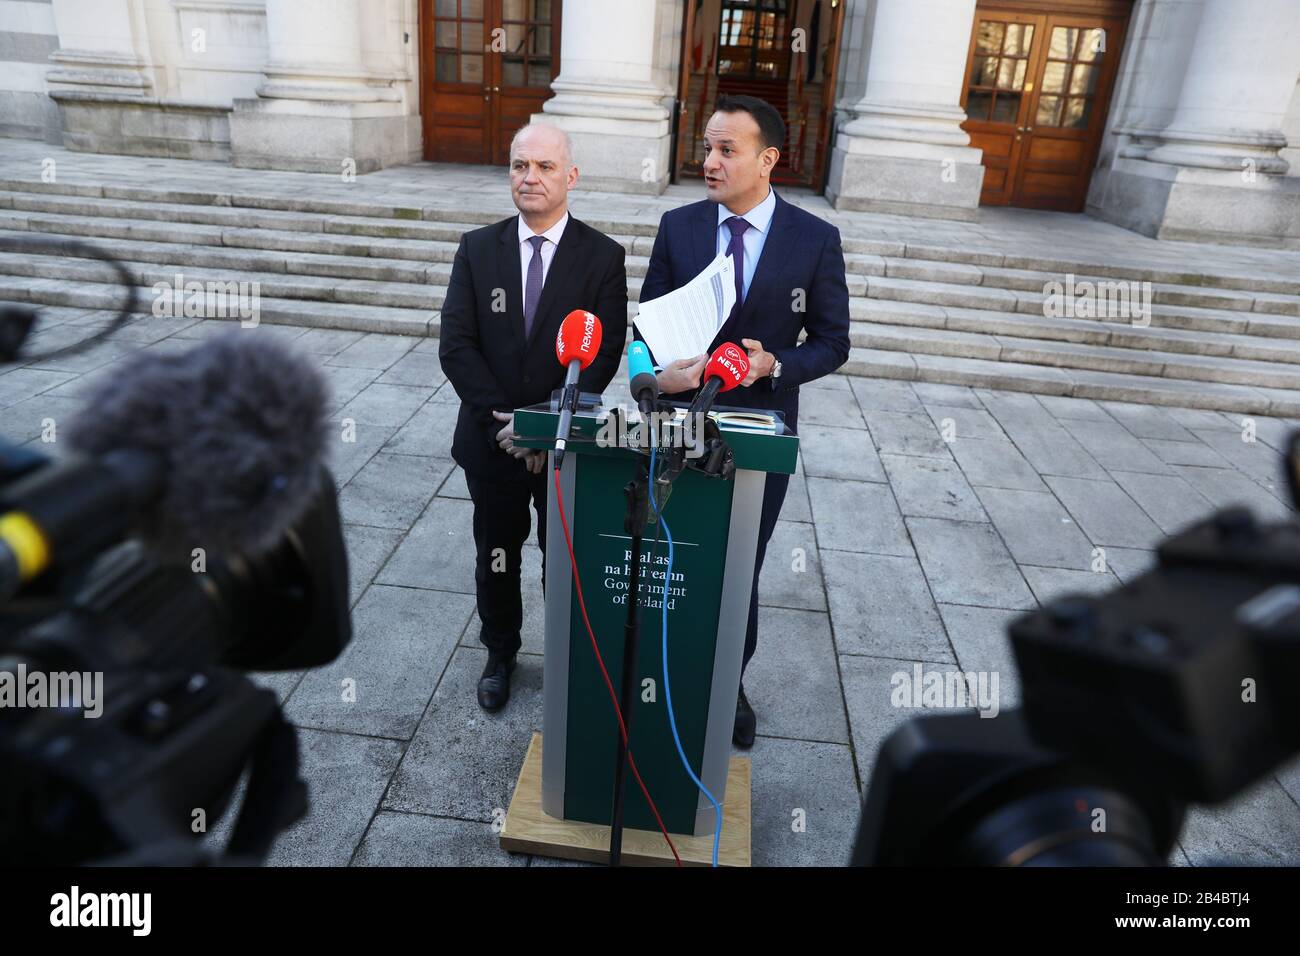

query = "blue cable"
[[648, 441, 724, 867]]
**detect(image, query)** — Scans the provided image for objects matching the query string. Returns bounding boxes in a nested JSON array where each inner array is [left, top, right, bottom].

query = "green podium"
[[513, 400, 798, 841]]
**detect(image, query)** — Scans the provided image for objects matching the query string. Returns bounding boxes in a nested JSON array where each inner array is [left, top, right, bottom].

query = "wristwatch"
[[770, 355, 783, 380]]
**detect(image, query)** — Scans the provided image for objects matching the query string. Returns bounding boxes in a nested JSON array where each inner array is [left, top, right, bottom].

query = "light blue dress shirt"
[[715, 186, 776, 302]]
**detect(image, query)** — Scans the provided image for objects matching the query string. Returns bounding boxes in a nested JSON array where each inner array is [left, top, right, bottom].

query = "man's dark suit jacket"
[[439, 214, 628, 479], [639, 189, 850, 431]]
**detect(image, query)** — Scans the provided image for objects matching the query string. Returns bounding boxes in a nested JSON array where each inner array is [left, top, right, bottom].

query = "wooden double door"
[[420, 0, 561, 165], [961, 2, 1130, 211]]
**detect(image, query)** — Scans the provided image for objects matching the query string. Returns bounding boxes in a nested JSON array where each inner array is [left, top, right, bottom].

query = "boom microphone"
[[553, 309, 603, 469], [0, 331, 330, 600]]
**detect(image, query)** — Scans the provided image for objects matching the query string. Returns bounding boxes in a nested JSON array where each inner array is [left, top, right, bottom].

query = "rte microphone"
[[684, 342, 750, 424], [0, 331, 330, 601], [553, 309, 603, 469]]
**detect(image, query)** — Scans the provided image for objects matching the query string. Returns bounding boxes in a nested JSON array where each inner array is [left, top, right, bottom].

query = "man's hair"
[[714, 94, 786, 152], [509, 122, 574, 169]]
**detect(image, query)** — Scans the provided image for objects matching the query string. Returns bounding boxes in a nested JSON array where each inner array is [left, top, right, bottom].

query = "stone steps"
[[7, 189, 1299, 316], [5, 239, 1296, 362], [4, 176, 1300, 412], [2, 172, 1281, 292], [6, 186, 1298, 297], [842, 348, 1300, 417], [851, 324, 1300, 389], [0, 276, 437, 336], [18, 205, 1290, 344], [848, 298, 1300, 360]]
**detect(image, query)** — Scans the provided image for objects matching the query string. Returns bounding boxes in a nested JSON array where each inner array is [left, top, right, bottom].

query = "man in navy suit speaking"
[[640, 94, 850, 748]]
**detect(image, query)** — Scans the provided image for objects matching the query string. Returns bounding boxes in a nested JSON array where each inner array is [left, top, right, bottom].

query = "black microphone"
[[0, 331, 330, 600], [553, 309, 604, 469]]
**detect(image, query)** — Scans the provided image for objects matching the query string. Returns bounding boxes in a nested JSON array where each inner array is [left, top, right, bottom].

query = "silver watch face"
[[772, 360, 782, 378]]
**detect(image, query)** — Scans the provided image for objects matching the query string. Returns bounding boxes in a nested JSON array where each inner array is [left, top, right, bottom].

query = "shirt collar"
[[518, 211, 570, 246], [717, 186, 776, 234]]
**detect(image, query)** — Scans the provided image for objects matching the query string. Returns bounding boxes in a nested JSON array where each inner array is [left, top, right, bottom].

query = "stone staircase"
[[2, 177, 1299, 415]]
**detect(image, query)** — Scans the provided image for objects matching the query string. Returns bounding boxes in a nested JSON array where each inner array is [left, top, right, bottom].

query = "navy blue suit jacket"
[[638, 189, 850, 432]]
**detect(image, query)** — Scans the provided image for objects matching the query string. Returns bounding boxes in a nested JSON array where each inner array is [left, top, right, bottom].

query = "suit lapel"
[[496, 216, 525, 350], [694, 201, 717, 279], [526, 215, 585, 350]]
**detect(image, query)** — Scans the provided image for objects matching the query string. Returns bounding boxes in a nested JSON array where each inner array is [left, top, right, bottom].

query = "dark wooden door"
[[421, 0, 561, 165], [961, 4, 1127, 211], [674, 0, 844, 191]]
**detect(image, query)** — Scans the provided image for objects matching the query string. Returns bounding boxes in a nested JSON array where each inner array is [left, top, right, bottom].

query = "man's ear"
[[760, 146, 780, 176], [567, 165, 579, 190]]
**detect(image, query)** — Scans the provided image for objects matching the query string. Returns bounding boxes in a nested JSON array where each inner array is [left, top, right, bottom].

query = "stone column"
[[825, 0, 984, 220], [534, 0, 672, 194], [1093, 0, 1300, 246], [229, 0, 408, 173], [45, 0, 152, 101], [45, 0, 156, 152], [1143, 0, 1300, 175]]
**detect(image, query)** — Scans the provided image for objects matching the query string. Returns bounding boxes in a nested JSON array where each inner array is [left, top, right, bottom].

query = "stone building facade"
[[1, 0, 1298, 246]]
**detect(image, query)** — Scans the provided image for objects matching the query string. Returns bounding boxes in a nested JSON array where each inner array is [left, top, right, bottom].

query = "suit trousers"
[[465, 468, 548, 659], [742, 471, 790, 678]]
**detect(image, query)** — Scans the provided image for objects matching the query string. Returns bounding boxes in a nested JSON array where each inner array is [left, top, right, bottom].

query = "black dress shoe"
[[733, 686, 756, 748], [477, 654, 517, 712]]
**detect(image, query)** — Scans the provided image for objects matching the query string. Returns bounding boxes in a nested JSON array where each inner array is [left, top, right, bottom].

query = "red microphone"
[[553, 310, 604, 468], [685, 342, 750, 422]]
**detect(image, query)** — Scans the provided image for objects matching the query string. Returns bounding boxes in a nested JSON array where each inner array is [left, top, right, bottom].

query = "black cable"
[[0, 235, 140, 363]]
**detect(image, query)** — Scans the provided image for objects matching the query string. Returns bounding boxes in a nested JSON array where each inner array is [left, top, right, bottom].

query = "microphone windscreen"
[[627, 340, 655, 382], [705, 342, 749, 393], [555, 310, 603, 371], [67, 329, 331, 558]]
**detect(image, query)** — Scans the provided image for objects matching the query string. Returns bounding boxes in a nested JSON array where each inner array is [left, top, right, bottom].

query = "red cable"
[[552, 465, 682, 866]]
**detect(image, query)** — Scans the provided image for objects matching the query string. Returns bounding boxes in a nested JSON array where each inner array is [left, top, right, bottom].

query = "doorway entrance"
[[419, 0, 562, 165], [674, 0, 846, 191], [960, 1, 1131, 211]]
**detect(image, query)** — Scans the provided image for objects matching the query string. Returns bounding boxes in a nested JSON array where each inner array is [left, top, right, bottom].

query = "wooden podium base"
[[499, 733, 752, 867]]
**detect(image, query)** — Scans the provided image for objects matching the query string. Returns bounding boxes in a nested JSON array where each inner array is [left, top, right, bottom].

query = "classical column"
[[825, 0, 984, 220], [229, 0, 409, 174], [45, 0, 152, 101], [1093, 0, 1300, 245], [1143, 0, 1300, 175], [44, 0, 228, 159], [534, 0, 672, 194]]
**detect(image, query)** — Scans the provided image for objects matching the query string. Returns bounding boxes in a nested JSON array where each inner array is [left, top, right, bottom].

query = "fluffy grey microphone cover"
[[67, 329, 332, 559]]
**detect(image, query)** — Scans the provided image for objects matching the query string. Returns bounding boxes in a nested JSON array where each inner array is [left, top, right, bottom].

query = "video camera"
[[854, 432, 1300, 865], [0, 239, 353, 865]]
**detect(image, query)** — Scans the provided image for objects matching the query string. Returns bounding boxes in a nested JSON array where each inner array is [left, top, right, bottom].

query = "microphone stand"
[[607, 399, 676, 865]]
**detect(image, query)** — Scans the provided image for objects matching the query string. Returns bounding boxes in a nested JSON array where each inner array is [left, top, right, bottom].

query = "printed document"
[[633, 252, 737, 365]]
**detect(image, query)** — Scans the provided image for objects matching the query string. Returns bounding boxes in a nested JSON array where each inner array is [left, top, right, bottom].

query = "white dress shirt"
[[518, 211, 569, 307], [715, 186, 776, 301]]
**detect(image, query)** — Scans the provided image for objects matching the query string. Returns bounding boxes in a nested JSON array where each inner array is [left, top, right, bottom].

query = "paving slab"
[[975, 485, 1098, 570], [823, 549, 954, 662], [906, 517, 1036, 610]]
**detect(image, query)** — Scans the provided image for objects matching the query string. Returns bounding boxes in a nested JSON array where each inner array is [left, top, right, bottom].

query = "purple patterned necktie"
[[523, 234, 546, 339], [724, 216, 750, 308]]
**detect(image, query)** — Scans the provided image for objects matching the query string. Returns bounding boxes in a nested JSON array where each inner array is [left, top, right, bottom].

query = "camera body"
[[855, 474, 1300, 866], [1, 445, 352, 865]]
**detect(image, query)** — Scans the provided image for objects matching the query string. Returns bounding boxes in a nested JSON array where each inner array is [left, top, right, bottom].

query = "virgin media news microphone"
[[553, 309, 603, 469], [684, 342, 750, 421]]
